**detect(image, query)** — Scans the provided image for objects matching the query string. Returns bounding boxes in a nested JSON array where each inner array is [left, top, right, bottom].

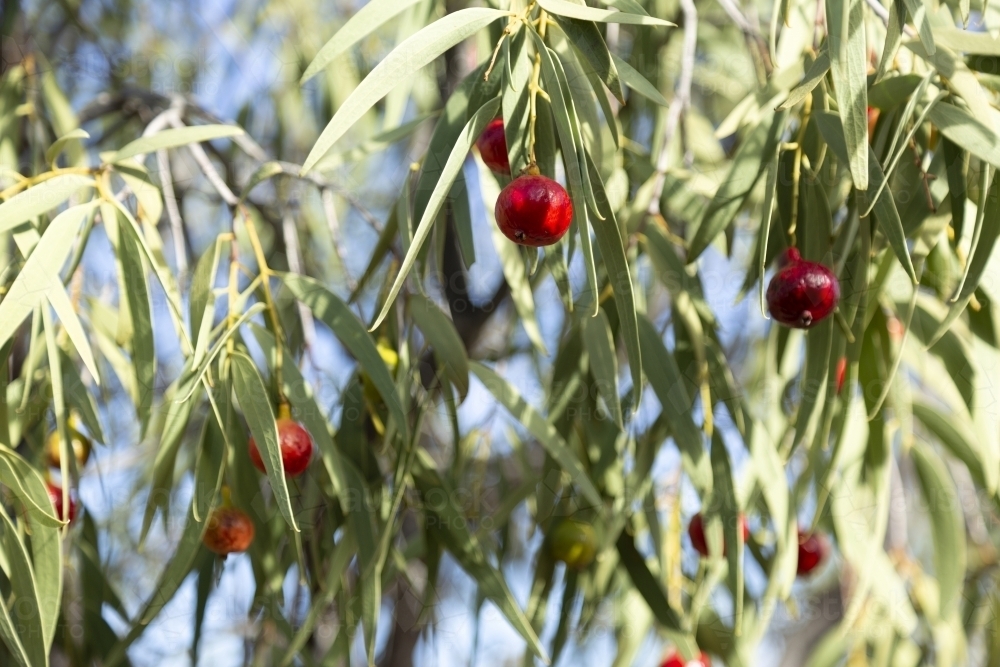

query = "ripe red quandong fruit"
[[248, 403, 314, 477], [688, 512, 749, 557], [796, 530, 829, 576], [203, 506, 255, 555], [476, 118, 510, 175], [549, 519, 598, 570], [661, 650, 711, 667], [47, 482, 78, 524], [766, 248, 840, 328], [495, 172, 573, 247]]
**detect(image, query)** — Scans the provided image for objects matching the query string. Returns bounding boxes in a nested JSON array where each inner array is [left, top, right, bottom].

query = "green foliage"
[[3, 0, 1000, 665]]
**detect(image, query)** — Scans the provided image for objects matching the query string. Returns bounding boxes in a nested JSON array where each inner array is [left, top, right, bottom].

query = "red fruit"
[[47, 482, 78, 523], [249, 416, 314, 477], [766, 248, 840, 328], [476, 118, 510, 175], [661, 650, 711, 667], [202, 507, 255, 555], [495, 173, 573, 247], [688, 512, 749, 557], [835, 357, 847, 394], [796, 530, 829, 576], [867, 106, 880, 139]]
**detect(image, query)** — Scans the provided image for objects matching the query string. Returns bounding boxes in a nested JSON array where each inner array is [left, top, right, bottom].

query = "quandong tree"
[[1, 0, 1000, 664]]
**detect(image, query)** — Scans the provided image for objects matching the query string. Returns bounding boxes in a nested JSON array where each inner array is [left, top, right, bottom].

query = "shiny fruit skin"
[[46, 428, 92, 469], [202, 507, 255, 555], [549, 519, 598, 570], [495, 174, 573, 247], [766, 248, 840, 328], [797, 531, 829, 576], [661, 651, 711, 667], [248, 419, 314, 477], [476, 118, 510, 175], [47, 483, 78, 523], [688, 512, 749, 557]]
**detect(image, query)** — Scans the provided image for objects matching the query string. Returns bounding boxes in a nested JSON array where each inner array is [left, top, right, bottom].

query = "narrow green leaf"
[[687, 110, 785, 262], [636, 315, 713, 494], [301, 8, 507, 173], [46, 282, 100, 384], [610, 54, 668, 106], [537, 0, 674, 26], [0, 200, 99, 350], [911, 442, 967, 619], [240, 161, 284, 201], [117, 212, 155, 438], [710, 434, 743, 628], [231, 352, 299, 532], [111, 125, 244, 163], [409, 294, 470, 401], [283, 273, 409, 441], [778, 46, 829, 110], [585, 152, 642, 407], [300, 0, 424, 83], [814, 112, 918, 283], [45, 128, 89, 167], [927, 102, 1000, 173], [615, 529, 688, 633], [0, 507, 46, 667], [583, 309, 623, 430], [470, 362, 603, 510], [370, 98, 501, 330], [0, 175, 94, 235], [554, 17, 625, 103], [828, 0, 868, 189]]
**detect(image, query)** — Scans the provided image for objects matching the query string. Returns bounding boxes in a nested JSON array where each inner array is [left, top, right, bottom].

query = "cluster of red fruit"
[[44, 417, 92, 524], [201, 404, 315, 556], [687, 512, 829, 576], [478, 121, 843, 334], [476, 118, 573, 247]]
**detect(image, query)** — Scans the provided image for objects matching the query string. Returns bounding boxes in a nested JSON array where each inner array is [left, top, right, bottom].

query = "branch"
[[647, 0, 697, 216]]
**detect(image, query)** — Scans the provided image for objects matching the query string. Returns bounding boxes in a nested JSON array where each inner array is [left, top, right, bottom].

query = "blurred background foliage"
[[4, 0, 1000, 666]]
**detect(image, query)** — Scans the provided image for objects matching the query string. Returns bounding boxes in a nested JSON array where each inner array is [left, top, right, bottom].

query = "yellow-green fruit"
[[549, 520, 598, 570], [45, 426, 93, 469], [362, 339, 399, 404]]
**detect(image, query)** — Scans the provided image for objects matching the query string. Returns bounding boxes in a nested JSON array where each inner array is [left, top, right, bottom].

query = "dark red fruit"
[[476, 118, 510, 175], [203, 507, 255, 555], [835, 357, 847, 394], [766, 248, 840, 328], [249, 415, 314, 477], [661, 650, 711, 667], [796, 530, 829, 576], [495, 173, 573, 247], [688, 512, 749, 558], [47, 482, 78, 523]]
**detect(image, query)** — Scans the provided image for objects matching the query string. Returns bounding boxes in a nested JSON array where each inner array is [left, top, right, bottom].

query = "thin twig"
[[156, 148, 187, 279], [167, 115, 239, 206], [648, 0, 697, 216]]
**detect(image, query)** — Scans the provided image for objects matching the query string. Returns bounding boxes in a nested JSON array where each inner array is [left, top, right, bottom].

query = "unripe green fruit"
[[549, 519, 597, 570]]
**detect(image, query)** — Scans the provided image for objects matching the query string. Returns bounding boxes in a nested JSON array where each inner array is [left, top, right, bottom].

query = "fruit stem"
[[527, 9, 549, 166], [277, 401, 292, 421], [239, 205, 287, 404], [788, 94, 812, 247]]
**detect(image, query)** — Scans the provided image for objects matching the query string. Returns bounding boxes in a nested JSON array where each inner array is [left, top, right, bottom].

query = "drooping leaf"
[[111, 125, 244, 163], [301, 8, 507, 173], [537, 0, 673, 26]]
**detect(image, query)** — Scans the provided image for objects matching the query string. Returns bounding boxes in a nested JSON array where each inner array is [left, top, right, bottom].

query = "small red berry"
[[248, 416, 314, 477], [835, 357, 847, 394], [660, 650, 711, 667], [202, 507, 255, 555], [796, 530, 829, 576], [766, 248, 840, 328], [47, 482, 78, 523], [476, 118, 510, 175], [495, 173, 573, 247], [688, 512, 749, 558]]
